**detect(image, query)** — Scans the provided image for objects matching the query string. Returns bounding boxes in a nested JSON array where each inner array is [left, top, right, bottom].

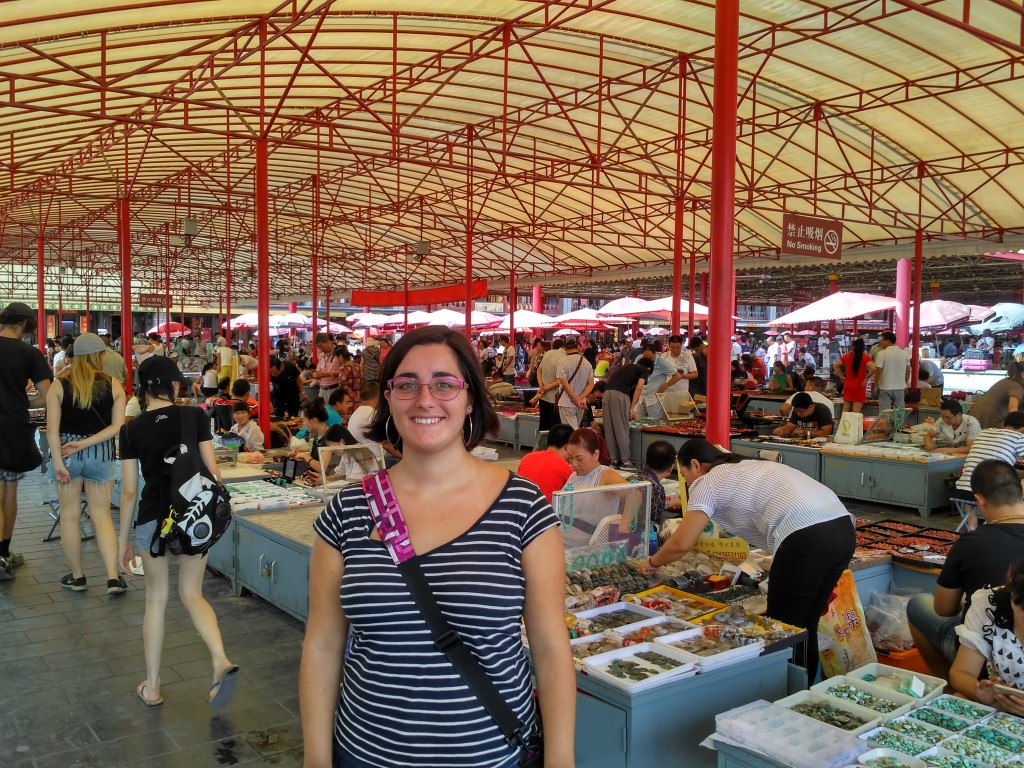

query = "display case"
[[316, 443, 384, 491], [553, 481, 652, 560]]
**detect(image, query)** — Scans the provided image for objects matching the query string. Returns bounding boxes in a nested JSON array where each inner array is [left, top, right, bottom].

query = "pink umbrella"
[[913, 300, 971, 330], [313, 318, 353, 334], [223, 312, 260, 330], [618, 296, 711, 321], [768, 292, 898, 326], [146, 321, 191, 338]]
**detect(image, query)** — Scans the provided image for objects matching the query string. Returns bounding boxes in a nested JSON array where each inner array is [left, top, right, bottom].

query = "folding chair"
[[950, 496, 979, 533], [42, 495, 93, 543]]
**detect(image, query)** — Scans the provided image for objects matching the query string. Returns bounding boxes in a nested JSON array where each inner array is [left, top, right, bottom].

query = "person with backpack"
[[117, 355, 238, 710]]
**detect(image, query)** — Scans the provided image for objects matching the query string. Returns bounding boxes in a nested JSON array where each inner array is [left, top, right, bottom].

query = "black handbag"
[[362, 472, 543, 767]]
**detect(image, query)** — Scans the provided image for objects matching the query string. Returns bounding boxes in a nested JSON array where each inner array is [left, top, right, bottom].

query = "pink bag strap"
[[362, 470, 417, 565]]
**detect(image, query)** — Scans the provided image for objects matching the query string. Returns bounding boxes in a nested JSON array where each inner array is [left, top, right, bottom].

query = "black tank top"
[[59, 378, 114, 435]]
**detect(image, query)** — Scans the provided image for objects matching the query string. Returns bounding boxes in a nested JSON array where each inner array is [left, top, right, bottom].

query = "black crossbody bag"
[[361, 472, 543, 767]]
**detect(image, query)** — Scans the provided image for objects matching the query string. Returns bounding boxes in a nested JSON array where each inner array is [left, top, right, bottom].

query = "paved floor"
[[0, 444, 962, 767], [0, 470, 305, 768]]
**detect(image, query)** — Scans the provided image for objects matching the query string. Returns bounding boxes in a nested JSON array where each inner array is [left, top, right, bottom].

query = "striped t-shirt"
[[686, 460, 851, 553], [956, 428, 1024, 492], [314, 473, 558, 768]]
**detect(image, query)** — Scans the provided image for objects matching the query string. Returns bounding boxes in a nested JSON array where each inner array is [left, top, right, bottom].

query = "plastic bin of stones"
[[775, 690, 884, 736], [978, 711, 1024, 740], [606, 615, 695, 645], [925, 696, 996, 724], [569, 633, 620, 670], [884, 715, 959, 749], [581, 641, 698, 694], [570, 601, 662, 635], [654, 626, 764, 672], [927, 734, 1022, 766], [916, 749, 992, 768], [858, 726, 931, 757], [812, 676, 918, 718], [857, 747, 926, 767], [716, 698, 870, 768], [847, 662, 946, 703]]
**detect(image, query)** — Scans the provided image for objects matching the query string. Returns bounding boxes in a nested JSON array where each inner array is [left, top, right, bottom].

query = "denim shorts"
[[48, 452, 115, 484], [131, 519, 160, 553], [906, 592, 960, 661]]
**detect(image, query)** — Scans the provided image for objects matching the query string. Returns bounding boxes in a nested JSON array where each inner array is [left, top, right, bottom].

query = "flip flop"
[[209, 665, 239, 710], [135, 681, 164, 708]]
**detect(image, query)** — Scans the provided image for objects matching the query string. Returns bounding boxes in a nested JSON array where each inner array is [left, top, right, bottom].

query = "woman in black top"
[[45, 333, 126, 594], [118, 356, 237, 710]]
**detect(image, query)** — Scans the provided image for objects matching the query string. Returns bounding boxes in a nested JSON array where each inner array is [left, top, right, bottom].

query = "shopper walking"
[[0, 302, 53, 578], [602, 356, 651, 469], [118, 356, 238, 710], [531, 337, 565, 431], [301, 325, 575, 768], [643, 439, 854, 684], [45, 333, 127, 593]]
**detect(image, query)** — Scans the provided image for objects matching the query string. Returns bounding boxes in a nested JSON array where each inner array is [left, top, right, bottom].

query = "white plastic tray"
[[858, 747, 925, 767], [847, 662, 945, 702], [582, 641, 698, 694], [916, 746, 989, 768], [885, 715, 956, 747], [654, 627, 763, 672], [980, 711, 1024, 739], [813, 675, 917, 717], [859, 726, 930, 757], [775, 690, 884, 736], [933, 734, 1017, 765], [927, 695, 996, 723], [608, 615, 695, 643]]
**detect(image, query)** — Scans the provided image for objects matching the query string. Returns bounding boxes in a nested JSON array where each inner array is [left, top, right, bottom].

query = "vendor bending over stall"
[[640, 439, 855, 684]]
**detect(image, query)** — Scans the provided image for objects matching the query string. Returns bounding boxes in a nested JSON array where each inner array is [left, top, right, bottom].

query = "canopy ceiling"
[[2, 1, 1024, 308]]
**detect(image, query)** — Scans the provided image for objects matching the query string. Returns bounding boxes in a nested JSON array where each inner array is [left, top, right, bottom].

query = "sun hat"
[[73, 332, 107, 356]]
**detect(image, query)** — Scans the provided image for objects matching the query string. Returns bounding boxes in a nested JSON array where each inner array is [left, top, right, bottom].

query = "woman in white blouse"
[[951, 558, 1024, 716], [641, 438, 854, 684]]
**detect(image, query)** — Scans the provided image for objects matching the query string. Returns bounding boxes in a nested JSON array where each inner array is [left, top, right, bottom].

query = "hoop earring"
[[385, 415, 402, 447], [463, 414, 474, 447]]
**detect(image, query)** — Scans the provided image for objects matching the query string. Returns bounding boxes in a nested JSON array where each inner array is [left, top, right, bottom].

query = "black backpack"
[[151, 407, 232, 557]]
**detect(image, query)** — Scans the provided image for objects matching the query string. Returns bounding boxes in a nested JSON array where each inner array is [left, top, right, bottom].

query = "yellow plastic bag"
[[818, 569, 877, 676]]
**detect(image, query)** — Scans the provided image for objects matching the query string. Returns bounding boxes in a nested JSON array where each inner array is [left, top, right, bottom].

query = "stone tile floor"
[[0, 444, 963, 767], [0, 470, 305, 768]]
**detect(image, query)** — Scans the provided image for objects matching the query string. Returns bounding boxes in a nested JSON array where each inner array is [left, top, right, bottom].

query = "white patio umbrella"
[[551, 307, 628, 328], [619, 296, 711, 320], [452, 310, 503, 329], [767, 292, 898, 326], [644, 326, 670, 336], [222, 312, 260, 330], [596, 296, 654, 316], [552, 328, 581, 337], [350, 312, 395, 328], [375, 310, 433, 327], [313, 318, 353, 334], [913, 300, 972, 330], [424, 308, 467, 327], [493, 310, 555, 331]]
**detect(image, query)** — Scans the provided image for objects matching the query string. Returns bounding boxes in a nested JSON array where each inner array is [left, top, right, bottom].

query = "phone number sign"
[[782, 213, 843, 260]]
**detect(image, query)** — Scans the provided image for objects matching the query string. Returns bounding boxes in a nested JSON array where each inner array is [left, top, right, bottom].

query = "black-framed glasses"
[[387, 376, 467, 401]]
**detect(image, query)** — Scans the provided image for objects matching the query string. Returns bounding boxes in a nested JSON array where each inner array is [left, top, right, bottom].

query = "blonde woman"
[[46, 332, 127, 593]]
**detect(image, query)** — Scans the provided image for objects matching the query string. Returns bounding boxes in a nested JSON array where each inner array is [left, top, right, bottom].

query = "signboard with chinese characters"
[[138, 292, 164, 308], [694, 535, 749, 561], [80, 314, 89, 333], [782, 212, 842, 260]]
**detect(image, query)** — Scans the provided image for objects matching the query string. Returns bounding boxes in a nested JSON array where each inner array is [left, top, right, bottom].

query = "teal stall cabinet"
[[574, 652, 792, 768], [820, 452, 963, 517], [235, 507, 320, 622], [517, 413, 539, 450]]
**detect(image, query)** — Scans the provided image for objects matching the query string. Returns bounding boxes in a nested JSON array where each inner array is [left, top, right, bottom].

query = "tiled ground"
[[0, 442, 962, 767]]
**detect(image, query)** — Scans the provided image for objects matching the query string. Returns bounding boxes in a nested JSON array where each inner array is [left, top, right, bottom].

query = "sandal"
[[208, 665, 239, 710], [135, 681, 163, 708]]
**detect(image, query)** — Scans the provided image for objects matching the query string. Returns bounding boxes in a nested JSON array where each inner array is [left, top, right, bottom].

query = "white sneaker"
[[0, 557, 13, 580]]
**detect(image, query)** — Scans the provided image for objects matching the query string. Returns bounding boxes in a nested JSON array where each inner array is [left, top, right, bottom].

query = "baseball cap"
[[73, 332, 106, 356], [0, 301, 34, 321], [563, 336, 580, 349], [138, 355, 182, 386]]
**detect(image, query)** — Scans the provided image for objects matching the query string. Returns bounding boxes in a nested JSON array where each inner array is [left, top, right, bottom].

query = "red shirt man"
[[517, 424, 574, 502]]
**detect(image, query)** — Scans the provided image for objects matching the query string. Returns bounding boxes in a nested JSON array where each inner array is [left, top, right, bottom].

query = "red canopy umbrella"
[[146, 321, 191, 338], [768, 292, 898, 326], [551, 307, 628, 329], [913, 300, 972, 330]]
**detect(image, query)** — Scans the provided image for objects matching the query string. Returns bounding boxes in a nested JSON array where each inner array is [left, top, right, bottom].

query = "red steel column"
[[225, 264, 232, 346], [699, 273, 709, 334], [36, 235, 45, 352], [910, 229, 924, 391], [707, 0, 739, 447], [255, 139, 272, 441], [465, 127, 474, 338], [827, 274, 839, 338], [325, 288, 331, 333], [532, 285, 542, 313], [671, 196, 684, 334], [509, 263, 516, 347], [895, 259, 911, 347], [931, 282, 940, 301], [311, 174, 319, 363], [117, 199, 132, 394]]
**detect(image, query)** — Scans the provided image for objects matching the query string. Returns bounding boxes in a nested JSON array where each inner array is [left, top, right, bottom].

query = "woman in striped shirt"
[[641, 439, 855, 684], [301, 325, 575, 768]]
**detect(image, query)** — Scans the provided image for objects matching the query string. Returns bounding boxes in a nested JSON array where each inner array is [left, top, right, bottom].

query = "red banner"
[[351, 280, 489, 308], [782, 213, 843, 260], [80, 314, 89, 333]]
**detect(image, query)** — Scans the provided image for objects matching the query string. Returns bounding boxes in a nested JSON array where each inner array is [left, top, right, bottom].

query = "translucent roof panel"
[[0, 0, 1022, 304]]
